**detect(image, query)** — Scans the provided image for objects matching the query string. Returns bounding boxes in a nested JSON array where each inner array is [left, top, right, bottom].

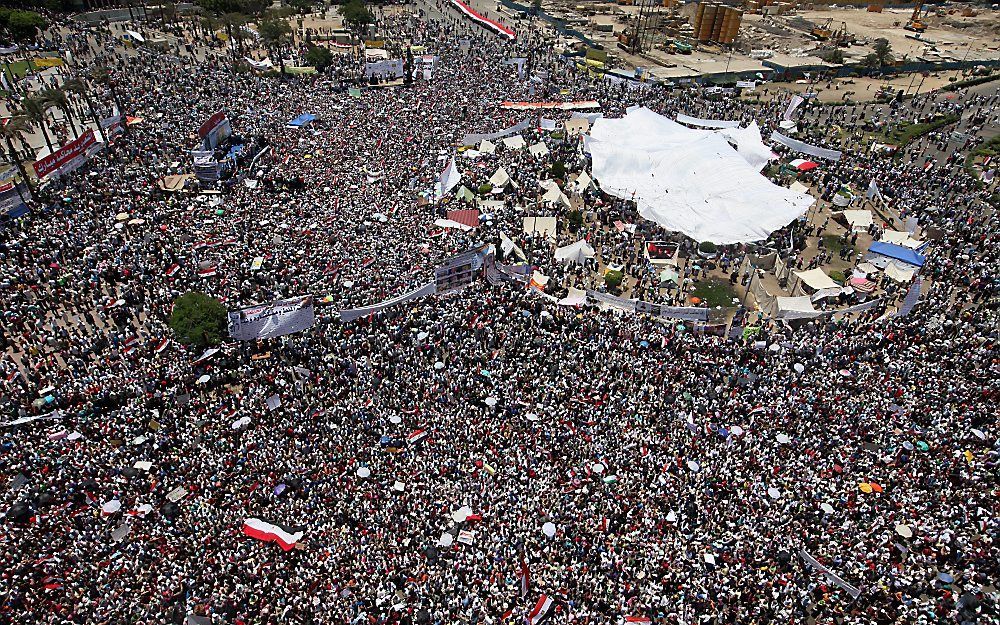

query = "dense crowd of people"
[[1, 3, 998, 625]]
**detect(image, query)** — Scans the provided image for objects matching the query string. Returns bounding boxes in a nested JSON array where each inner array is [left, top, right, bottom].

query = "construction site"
[[514, 0, 1000, 90]]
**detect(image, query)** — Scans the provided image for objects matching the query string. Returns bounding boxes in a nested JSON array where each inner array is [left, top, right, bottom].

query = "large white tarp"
[[554, 239, 595, 264], [587, 108, 813, 244], [714, 122, 776, 172]]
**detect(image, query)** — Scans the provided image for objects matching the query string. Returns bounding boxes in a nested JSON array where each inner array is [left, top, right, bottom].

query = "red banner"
[[33, 130, 97, 179]]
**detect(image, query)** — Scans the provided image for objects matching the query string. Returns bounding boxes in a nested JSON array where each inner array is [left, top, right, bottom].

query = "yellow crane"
[[905, 1, 927, 33]]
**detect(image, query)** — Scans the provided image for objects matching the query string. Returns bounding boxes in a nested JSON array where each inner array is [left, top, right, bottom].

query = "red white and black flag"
[[242, 518, 305, 551], [527, 594, 555, 625], [518, 556, 531, 598]]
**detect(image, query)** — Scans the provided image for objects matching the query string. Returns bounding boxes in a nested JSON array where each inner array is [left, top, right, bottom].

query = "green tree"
[[549, 161, 566, 180], [63, 77, 106, 142], [88, 66, 129, 135], [305, 45, 333, 72], [40, 87, 79, 140], [820, 49, 844, 65], [258, 17, 293, 74], [871, 38, 893, 67], [0, 9, 48, 42], [339, 0, 373, 34], [170, 291, 228, 347]]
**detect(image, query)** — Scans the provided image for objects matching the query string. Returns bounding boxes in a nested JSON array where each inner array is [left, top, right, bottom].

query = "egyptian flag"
[[242, 518, 305, 551], [625, 617, 651, 625], [154, 338, 169, 353], [527, 595, 555, 625], [407, 429, 428, 445], [198, 263, 218, 278], [6, 369, 21, 382], [165, 263, 180, 277], [518, 556, 531, 597]]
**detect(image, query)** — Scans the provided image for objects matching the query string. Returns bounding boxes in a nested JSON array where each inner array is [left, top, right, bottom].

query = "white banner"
[[364, 59, 404, 79], [228, 296, 315, 340], [770, 131, 842, 162], [675, 113, 740, 129], [339, 282, 437, 323], [783, 95, 804, 121]]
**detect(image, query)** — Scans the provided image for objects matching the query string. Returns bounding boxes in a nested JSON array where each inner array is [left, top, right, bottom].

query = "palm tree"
[[0, 115, 39, 201], [40, 87, 80, 140], [62, 77, 106, 142], [21, 96, 57, 154]]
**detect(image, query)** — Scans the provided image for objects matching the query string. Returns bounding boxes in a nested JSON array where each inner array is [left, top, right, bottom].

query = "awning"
[[794, 268, 840, 291], [446, 209, 480, 228]]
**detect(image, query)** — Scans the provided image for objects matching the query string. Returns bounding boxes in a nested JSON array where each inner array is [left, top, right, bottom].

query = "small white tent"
[[554, 240, 596, 264]]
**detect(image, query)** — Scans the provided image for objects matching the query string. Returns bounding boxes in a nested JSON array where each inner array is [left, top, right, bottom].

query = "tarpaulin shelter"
[[794, 268, 840, 293], [554, 240, 595, 264], [867, 241, 926, 267], [587, 107, 813, 244]]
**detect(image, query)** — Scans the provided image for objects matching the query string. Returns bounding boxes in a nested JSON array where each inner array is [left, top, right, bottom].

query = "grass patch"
[[691, 279, 737, 308], [823, 234, 853, 255], [872, 113, 959, 148], [829, 270, 846, 285]]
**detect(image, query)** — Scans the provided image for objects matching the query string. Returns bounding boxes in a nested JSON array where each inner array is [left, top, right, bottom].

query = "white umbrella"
[[895, 524, 913, 538], [767, 487, 781, 499], [102, 500, 122, 514], [484, 397, 497, 407], [793, 363, 805, 373], [820, 502, 835, 514], [542, 522, 557, 538], [776, 433, 791, 444], [730, 426, 744, 436], [452, 505, 472, 522], [357, 467, 371, 478], [389, 416, 402, 425], [687, 460, 700, 472], [434, 361, 445, 370], [592, 462, 605, 474]]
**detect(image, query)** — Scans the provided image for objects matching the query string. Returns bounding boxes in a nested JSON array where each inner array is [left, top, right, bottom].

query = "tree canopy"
[[196, 0, 269, 17], [305, 45, 334, 72], [339, 0, 374, 33], [0, 9, 47, 43], [169, 292, 229, 347]]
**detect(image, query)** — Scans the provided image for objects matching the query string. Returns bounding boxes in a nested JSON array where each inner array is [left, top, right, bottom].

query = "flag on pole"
[[527, 595, 555, 625], [518, 556, 531, 597], [436, 156, 461, 200]]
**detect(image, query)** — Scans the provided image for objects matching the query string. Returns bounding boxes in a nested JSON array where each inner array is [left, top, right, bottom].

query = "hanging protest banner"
[[500, 100, 601, 110], [339, 282, 437, 323], [33, 130, 101, 179], [770, 130, 842, 162], [462, 119, 531, 146], [100, 114, 125, 138], [364, 59, 404, 79], [799, 549, 862, 598], [227, 296, 315, 340], [435, 245, 491, 293], [198, 111, 231, 150]]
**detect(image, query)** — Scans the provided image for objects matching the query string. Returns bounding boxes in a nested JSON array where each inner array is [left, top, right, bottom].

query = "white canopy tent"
[[502, 135, 526, 150], [587, 107, 813, 244], [523, 216, 557, 240], [843, 209, 873, 231], [554, 240, 596, 264], [489, 167, 511, 188], [774, 296, 820, 320]]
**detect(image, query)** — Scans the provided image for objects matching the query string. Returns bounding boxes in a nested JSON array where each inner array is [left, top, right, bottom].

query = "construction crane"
[[905, 1, 927, 33], [811, 18, 833, 41]]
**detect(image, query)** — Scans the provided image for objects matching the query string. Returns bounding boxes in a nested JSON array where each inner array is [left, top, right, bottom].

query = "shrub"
[[604, 269, 624, 289], [478, 182, 493, 195], [169, 291, 228, 347], [549, 161, 567, 180], [567, 209, 583, 233], [698, 241, 718, 254]]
